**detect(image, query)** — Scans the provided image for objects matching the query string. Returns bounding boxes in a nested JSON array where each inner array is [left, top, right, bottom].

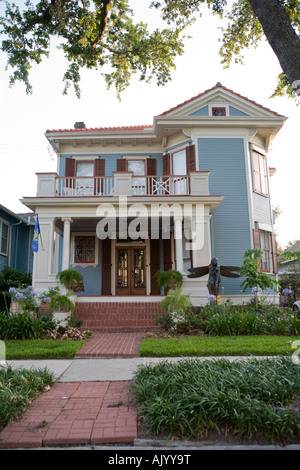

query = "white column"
[[174, 215, 184, 273], [62, 218, 73, 271]]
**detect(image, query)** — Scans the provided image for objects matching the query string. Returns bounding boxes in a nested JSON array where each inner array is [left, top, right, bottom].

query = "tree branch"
[[92, 0, 112, 46]]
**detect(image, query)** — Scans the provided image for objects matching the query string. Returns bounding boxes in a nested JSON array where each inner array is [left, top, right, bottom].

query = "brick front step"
[[74, 301, 161, 332]]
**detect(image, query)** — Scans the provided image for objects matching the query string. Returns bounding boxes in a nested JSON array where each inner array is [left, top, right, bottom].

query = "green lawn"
[[3, 339, 86, 359], [140, 335, 297, 357]]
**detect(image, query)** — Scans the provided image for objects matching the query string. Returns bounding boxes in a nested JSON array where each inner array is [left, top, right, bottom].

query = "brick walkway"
[[75, 332, 147, 358], [0, 381, 136, 448], [0, 333, 146, 449]]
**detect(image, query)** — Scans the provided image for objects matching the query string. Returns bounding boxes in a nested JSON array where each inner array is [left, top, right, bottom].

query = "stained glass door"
[[116, 247, 146, 295]]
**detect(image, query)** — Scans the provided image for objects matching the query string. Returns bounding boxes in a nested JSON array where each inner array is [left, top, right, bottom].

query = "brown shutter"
[[150, 238, 160, 295], [147, 158, 157, 175], [163, 239, 172, 271], [65, 158, 76, 188], [271, 234, 278, 274], [65, 158, 76, 176], [253, 228, 262, 269], [117, 159, 128, 171], [163, 153, 170, 175], [95, 159, 105, 195], [147, 158, 157, 195], [102, 238, 111, 295], [186, 144, 196, 173], [253, 229, 261, 249]]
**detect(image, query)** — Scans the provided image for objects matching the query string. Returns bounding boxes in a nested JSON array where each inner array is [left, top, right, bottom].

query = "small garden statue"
[[207, 257, 221, 296], [187, 258, 241, 296]]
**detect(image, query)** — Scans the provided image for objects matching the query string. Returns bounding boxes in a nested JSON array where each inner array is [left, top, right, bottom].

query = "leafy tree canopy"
[[1, 0, 300, 98]]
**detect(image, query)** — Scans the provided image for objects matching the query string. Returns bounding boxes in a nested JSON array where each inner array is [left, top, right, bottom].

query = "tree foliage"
[[1, 0, 300, 98], [0, 0, 186, 97]]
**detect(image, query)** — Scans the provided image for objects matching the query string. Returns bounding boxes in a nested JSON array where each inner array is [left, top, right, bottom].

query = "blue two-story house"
[[22, 83, 286, 331], [0, 205, 34, 274]]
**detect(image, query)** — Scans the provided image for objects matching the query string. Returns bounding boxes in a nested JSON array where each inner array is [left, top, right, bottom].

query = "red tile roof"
[[159, 84, 285, 117], [45, 84, 284, 134], [46, 125, 153, 133]]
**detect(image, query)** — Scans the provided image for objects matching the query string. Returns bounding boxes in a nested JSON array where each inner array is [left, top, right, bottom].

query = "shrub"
[[199, 302, 297, 336], [0, 311, 53, 340], [0, 267, 32, 311], [153, 288, 193, 330]]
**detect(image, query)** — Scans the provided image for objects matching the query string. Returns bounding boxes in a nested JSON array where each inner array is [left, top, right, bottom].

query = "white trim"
[[122, 155, 150, 160], [244, 139, 255, 248], [71, 155, 100, 160]]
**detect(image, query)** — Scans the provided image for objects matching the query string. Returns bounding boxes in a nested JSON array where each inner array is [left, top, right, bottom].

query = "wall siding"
[[197, 138, 251, 295]]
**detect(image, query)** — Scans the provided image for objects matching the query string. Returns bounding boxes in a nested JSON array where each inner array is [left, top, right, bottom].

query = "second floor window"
[[253, 150, 268, 195]]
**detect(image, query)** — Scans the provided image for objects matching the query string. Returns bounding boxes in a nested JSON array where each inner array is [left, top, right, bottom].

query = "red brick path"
[[0, 381, 136, 448], [0, 333, 148, 449], [75, 332, 147, 357]]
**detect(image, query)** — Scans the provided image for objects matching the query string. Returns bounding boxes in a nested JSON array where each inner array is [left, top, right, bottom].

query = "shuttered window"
[[253, 150, 268, 195], [253, 228, 277, 273]]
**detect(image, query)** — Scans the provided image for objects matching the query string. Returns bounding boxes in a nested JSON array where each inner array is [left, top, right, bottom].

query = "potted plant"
[[56, 269, 84, 293], [50, 291, 75, 327], [156, 269, 183, 293]]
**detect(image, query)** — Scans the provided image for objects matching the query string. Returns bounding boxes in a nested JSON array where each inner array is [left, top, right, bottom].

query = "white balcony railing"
[[36, 171, 210, 197]]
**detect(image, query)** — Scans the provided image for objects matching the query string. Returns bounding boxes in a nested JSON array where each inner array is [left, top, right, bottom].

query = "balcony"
[[35, 171, 210, 198]]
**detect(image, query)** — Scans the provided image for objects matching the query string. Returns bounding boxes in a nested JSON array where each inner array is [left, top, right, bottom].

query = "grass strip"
[[140, 335, 296, 357], [3, 339, 86, 359], [0, 365, 54, 429], [132, 357, 300, 441]]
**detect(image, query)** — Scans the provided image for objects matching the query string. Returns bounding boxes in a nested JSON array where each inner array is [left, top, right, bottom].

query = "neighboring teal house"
[[0, 205, 35, 274], [21, 83, 286, 331]]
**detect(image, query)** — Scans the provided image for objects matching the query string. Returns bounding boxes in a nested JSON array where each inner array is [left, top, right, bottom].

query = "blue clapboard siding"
[[189, 106, 209, 116], [70, 239, 102, 296], [197, 138, 251, 295], [229, 106, 249, 117]]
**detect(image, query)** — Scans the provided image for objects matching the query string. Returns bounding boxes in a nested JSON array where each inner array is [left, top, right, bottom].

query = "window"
[[128, 160, 146, 195], [253, 150, 268, 195], [74, 236, 95, 264], [260, 231, 270, 272], [0, 220, 9, 256], [212, 107, 226, 116], [253, 228, 274, 273]]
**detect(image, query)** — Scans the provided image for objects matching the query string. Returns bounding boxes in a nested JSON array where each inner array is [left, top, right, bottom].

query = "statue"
[[188, 258, 240, 297]]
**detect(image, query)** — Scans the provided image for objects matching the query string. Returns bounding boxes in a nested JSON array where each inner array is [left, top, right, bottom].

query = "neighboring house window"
[[212, 107, 226, 116], [74, 236, 95, 264], [0, 220, 9, 256], [253, 150, 268, 195]]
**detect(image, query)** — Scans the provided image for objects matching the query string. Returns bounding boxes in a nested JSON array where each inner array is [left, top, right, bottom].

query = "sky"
[[0, 0, 299, 249]]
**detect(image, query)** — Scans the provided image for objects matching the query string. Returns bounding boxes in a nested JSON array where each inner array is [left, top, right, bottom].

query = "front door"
[[116, 246, 146, 295]]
